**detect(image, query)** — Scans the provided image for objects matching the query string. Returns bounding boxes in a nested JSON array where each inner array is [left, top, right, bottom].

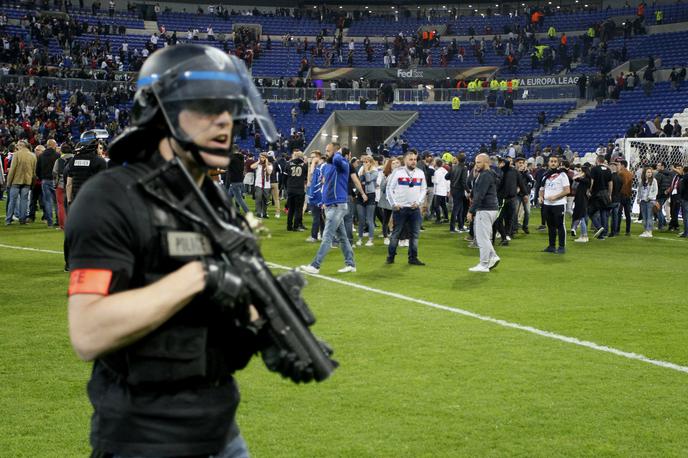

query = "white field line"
[[2, 243, 687, 374], [0, 243, 63, 255], [268, 261, 688, 375]]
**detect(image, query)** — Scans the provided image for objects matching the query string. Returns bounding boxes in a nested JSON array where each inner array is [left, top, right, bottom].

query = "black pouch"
[[126, 326, 207, 385]]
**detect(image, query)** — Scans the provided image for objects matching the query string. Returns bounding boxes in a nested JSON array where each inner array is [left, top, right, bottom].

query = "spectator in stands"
[[673, 120, 683, 137], [637, 167, 658, 237]]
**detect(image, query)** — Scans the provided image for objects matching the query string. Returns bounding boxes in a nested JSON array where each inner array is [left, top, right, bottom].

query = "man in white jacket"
[[386, 151, 427, 266]]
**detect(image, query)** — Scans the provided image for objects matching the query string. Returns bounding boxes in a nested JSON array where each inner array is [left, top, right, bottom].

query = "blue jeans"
[[640, 201, 654, 232], [592, 207, 609, 236], [41, 179, 56, 225], [573, 216, 588, 236], [6, 185, 29, 224], [388, 207, 422, 261], [311, 203, 355, 269], [656, 196, 667, 228], [609, 202, 620, 235], [227, 182, 249, 214], [112, 433, 250, 458], [681, 198, 688, 236], [356, 201, 376, 241], [343, 196, 355, 244]]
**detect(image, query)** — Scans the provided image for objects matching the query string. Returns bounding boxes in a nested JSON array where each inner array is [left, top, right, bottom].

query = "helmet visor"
[[143, 48, 277, 146]]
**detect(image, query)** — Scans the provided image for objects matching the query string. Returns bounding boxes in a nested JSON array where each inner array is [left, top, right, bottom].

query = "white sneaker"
[[506, 236, 511, 241], [305, 237, 317, 242], [275, 213, 281, 219], [356, 239, 362, 247], [365, 240, 374, 247], [383, 237, 390, 246], [646, 231, 653, 238], [337, 265, 356, 273], [298, 264, 320, 274], [488, 255, 500, 270], [400, 240, 409, 247], [574, 237, 589, 243], [468, 264, 490, 272], [363, 232, 369, 237], [639, 231, 648, 238]]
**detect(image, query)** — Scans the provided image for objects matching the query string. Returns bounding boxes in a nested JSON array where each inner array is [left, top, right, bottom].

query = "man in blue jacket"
[[299, 142, 356, 274]]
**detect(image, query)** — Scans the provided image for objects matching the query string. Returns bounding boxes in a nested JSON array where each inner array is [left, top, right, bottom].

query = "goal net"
[[620, 137, 688, 215], [621, 137, 688, 169]]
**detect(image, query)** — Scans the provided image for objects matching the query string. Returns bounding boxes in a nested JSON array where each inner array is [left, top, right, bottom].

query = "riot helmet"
[[116, 44, 276, 165], [75, 129, 109, 155]]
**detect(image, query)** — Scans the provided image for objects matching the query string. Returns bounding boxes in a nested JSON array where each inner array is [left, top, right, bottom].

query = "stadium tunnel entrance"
[[306, 110, 418, 156]]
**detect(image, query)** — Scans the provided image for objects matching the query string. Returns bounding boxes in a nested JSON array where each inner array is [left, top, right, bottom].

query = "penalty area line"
[[267, 262, 688, 375]]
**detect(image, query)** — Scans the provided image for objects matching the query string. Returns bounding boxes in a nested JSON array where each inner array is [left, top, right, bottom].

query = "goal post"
[[621, 137, 688, 169], [620, 137, 688, 216]]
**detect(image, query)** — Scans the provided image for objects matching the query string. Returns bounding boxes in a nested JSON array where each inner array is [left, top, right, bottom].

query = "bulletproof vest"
[[70, 151, 100, 201], [98, 159, 252, 389]]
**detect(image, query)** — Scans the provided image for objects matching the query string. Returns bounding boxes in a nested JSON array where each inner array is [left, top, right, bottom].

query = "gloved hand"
[[261, 339, 338, 384], [202, 258, 251, 310], [261, 344, 315, 384]]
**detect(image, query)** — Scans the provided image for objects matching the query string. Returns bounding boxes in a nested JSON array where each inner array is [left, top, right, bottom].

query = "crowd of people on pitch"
[[209, 145, 688, 272]]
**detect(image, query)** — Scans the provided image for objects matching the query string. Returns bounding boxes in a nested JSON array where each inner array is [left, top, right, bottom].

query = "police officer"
[[65, 44, 285, 457], [65, 130, 108, 206]]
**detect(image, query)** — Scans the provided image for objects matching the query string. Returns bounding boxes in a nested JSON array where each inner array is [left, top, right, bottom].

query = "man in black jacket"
[[285, 150, 307, 231], [608, 162, 623, 237], [466, 153, 500, 272], [448, 152, 468, 232], [36, 139, 60, 226], [655, 161, 673, 230], [494, 156, 519, 245], [225, 146, 249, 214], [679, 165, 688, 237], [514, 157, 534, 234]]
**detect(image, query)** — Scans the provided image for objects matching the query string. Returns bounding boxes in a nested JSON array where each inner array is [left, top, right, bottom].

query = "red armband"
[[68, 269, 113, 296]]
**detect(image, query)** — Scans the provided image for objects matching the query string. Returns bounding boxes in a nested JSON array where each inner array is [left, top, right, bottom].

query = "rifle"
[[138, 157, 338, 383]]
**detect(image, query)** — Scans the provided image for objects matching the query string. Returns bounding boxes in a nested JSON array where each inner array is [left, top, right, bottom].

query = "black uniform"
[[285, 157, 307, 230], [65, 154, 255, 456], [67, 150, 107, 202]]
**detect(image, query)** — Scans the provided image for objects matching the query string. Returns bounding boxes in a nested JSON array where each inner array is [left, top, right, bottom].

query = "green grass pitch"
[[1, 203, 687, 457]]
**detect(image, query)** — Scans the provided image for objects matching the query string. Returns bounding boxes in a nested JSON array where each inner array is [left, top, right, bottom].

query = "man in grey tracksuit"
[[466, 153, 500, 272]]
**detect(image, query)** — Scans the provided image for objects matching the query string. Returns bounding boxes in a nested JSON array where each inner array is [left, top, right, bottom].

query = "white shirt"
[[432, 166, 449, 197], [317, 99, 325, 110], [386, 167, 427, 208], [543, 172, 569, 206]]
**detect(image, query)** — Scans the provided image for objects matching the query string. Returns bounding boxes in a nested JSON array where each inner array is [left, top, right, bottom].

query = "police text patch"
[[166, 231, 213, 257]]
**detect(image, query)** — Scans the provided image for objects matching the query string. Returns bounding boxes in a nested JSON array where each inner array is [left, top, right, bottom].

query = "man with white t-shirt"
[[538, 156, 570, 254]]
